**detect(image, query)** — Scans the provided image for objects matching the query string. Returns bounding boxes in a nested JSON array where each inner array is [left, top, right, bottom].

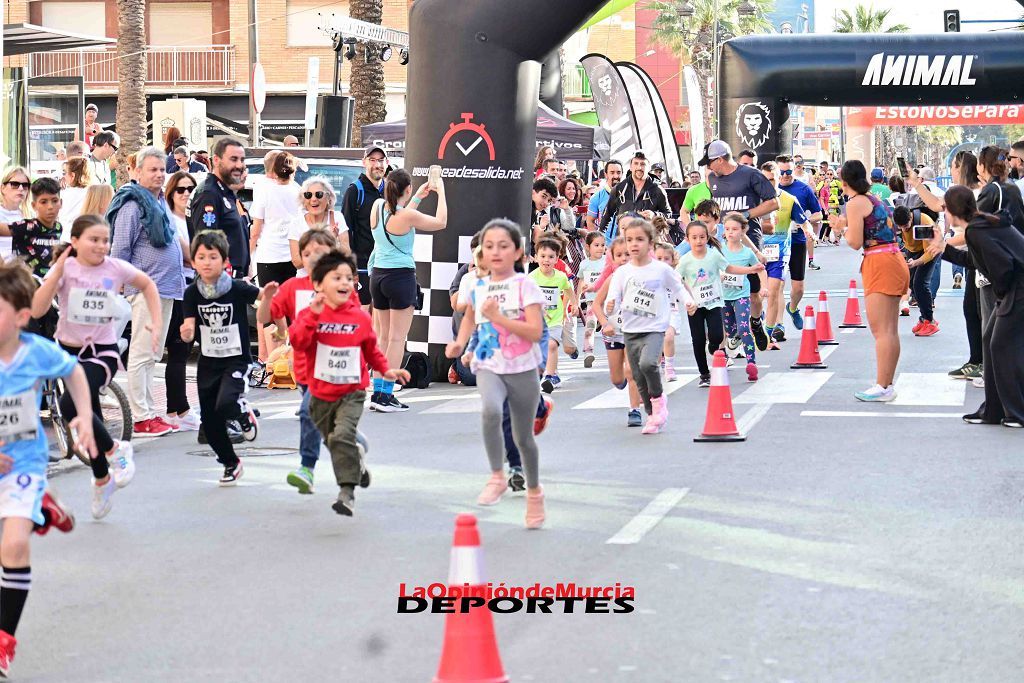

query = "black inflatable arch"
[[718, 33, 1024, 161], [403, 0, 604, 375]]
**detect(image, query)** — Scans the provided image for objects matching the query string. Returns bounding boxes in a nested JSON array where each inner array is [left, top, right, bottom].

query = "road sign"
[[251, 63, 267, 115]]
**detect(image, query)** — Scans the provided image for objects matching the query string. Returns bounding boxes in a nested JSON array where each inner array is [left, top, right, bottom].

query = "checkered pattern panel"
[[408, 233, 458, 357]]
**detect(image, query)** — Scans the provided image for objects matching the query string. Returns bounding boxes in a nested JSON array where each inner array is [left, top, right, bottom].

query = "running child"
[[259, 229, 337, 494], [605, 220, 696, 434], [289, 249, 409, 516], [576, 232, 606, 368], [31, 215, 162, 518], [653, 242, 684, 382], [446, 218, 546, 528], [180, 231, 269, 486], [531, 237, 579, 393], [677, 221, 765, 387], [720, 213, 761, 381], [0, 260, 98, 677]]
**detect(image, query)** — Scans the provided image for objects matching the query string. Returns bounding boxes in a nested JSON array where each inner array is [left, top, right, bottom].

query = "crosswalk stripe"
[[572, 375, 697, 410], [734, 371, 833, 404], [606, 488, 690, 544], [891, 373, 966, 406], [801, 410, 961, 418]]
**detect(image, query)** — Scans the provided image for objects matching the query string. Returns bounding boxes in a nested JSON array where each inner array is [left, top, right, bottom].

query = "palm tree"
[[114, 0, 146, 187], [348, 0, 386, 147], [649, 0, 775, 141], [833, 5, 910, 33]]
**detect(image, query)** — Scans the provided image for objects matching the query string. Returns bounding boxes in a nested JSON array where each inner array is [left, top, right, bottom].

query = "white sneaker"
[[172, 411, 201, 432], [91, 477, 117, 519], [854, 384, 896, 402], [107, 441, 136, 489], [972, 377, 985, 388]]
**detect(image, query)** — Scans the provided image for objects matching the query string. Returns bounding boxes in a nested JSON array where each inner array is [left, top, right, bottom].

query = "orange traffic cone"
[[791, 305, 828, 369], [816, 291, 839, 346], [839, 279, 866, 328], [433, 514, 508, 683], [694, 350, 745, 442]]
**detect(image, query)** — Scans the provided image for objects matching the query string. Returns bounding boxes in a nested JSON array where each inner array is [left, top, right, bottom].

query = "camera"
[[912, 224, 933, 241]]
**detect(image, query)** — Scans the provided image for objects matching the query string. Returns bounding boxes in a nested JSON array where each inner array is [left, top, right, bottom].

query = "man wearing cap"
[[89, 131, 119, 186], [649, 162, 666, 185], [187, 136, 250, 278], [869, 167, 893, 203], [340, 145, 388, 310], [700, 139, 778, 349], [598, 151, 671, 240]]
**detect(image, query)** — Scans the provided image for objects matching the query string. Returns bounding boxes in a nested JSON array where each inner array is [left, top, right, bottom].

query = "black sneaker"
[[219, 461, 244, 486], [368, 391, 381, 412], [807, 260, 821, 271], [386, 395, 409, 412], [699, 374, 712, 388], [772, 326, 786, 342], [372, 393, 400, 413], [508, 467, 525, 492], [1002, 419, 1023, 429], [750, 318, 769, 351], [332, 487, 355, 516], [541, 377, 555, 394], [359, 468, 371, 488], [962, 411, 998, 425], [239, 410, 258, 442]]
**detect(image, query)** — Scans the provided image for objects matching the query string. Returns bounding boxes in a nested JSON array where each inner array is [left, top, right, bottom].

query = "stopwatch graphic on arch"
[[437, 113, 496, 161]]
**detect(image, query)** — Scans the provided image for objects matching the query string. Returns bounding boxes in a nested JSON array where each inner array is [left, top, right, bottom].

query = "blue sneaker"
[[627, 409, 643, 427], [569, 350, 579, 360], [786, 304, 804, 330], [549, 374, 561, 387]]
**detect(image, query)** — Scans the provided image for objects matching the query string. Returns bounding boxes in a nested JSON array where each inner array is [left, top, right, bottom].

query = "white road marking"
[[265, 409, 302, 420], [573, 375, 696, 410], [606, 488, 690, 544], [801, 410, 962, 418], [736, 403, 772, 433], [818, 345, 839, 362], [892, 373, 966, 406], [734, 372, 833, 404], [840, 329, 856, 335]]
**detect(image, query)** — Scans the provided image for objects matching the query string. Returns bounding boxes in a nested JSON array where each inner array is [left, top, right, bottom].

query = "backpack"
[[401, 351, 431, 389]]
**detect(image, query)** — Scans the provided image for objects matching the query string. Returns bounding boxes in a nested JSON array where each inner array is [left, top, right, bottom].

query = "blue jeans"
[[910, 257, 937, 322], [298, 384, 324, 469], [929, 257, 941, 300]]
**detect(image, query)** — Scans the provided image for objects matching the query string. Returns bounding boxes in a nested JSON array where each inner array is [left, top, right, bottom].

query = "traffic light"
[[944, 9, 961, 33]]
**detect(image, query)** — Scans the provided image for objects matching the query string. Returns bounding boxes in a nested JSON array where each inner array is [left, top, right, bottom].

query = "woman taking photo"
[[162, 171, 200, 431], [289, 176, 350, 271], [59, 157, 93, 232], [830, 160, 909, 402], [0, 167, 31, 259], [929, 185, 1024, 428], [534, 146, 555, 179], [367, 169, 447, 412]]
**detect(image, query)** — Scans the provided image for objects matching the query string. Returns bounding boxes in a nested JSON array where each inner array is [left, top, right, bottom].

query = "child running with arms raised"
[[605, 220, 696, 434], [289, 249, 409, 516], [0, 261, 98, 677], [446, 219, 547, 528]]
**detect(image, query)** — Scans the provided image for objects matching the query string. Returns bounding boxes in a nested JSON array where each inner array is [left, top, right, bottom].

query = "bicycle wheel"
[[98, 383, 132, 442], [49, 381, 89, 466]]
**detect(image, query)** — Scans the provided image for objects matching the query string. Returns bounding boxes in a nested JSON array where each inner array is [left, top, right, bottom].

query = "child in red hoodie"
[[289, 249, 409, 516]]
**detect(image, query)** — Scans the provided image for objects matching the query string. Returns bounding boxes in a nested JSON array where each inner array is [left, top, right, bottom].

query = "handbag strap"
[[379, 201, 413, 257]]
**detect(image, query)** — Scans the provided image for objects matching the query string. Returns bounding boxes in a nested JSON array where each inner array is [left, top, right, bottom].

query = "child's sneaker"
[[91, 477, 117, 519], [219, 461, 244, 486], [569, 349, 579, 360], [665, 364, 677, 381], [649, 395, 668, 428], [359, 467, 371, 488], [0, 630, 16, 679], [36, 489, 74, 535], [332, 486, 355, 516], [477, 472, 508, 506], [507, 467, 525, 492], [641, 419, 661, 434], [627, 408, 643, 427], [698, 374, 712, 388], [286, 466, 314, 494], [583, 353, 595, 368], [108, 440, 136, 489], [533, 396, 554, 436], [239, 409, 259, 441], [173, 411, 202, 432], [525, 487, 545, 529], [746, 362, 759, 382]]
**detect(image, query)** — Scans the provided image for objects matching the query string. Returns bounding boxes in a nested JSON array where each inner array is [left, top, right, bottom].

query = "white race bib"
[[721, 272, 743, 289], [540, 286, 560, 310], [314, 344, 361, 385], [200, 324, 242, 358], [763, 243, 781, 262], [295, 289, 315, 314], [623, 279, 658, 317], [68, 288, 115, 325], [0, 391, 38, 443], [475, 281, 521, 324], [585, 269, 601, 287], [696, 280, 722, 308]]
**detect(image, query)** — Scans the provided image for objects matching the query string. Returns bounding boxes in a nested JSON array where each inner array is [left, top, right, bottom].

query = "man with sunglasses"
[[776, 155, 823, 330], [341, 144, 389, 309], [792, 155, 808, 182], [1009, 140, 1024, 192], [89, 131, 119, 186]]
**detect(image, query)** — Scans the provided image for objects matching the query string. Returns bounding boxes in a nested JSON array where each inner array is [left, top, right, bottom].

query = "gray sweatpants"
[[625, 331, 665, 414], [477, 369, 541, 489]]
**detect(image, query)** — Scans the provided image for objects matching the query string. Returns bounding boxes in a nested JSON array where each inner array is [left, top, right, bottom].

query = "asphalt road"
[[23, 244, 1024, 682]]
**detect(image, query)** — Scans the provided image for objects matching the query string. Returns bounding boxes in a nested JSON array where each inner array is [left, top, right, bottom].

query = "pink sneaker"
[[665, 364, 677, 382], [649, 395, 668, 427], [476, 472, 508, 506], [746, 362, 759, 382], [525, 486, 545, 529], [641, 418, 661, 434]]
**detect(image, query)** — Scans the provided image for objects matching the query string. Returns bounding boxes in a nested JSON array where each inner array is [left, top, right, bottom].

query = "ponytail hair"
[[384, 168, 412, 214], [978, 145, 1009, 181]]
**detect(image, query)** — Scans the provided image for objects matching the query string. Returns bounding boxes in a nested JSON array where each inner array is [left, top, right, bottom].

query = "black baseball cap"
[[363, 144, 388, 158], [651, 163, 666, 173]]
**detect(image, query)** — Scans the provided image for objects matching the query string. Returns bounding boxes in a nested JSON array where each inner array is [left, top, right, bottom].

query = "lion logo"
[[735, 101, 772, 150]]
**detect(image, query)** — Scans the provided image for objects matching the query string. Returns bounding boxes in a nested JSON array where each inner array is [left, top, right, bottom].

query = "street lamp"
[[676, 1, 695, 19], [737, 1, 758, 17]]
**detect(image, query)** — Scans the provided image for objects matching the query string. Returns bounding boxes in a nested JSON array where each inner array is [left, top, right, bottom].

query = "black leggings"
[[688, 307, 725, 376], [165, 299, 194, 414], [963, 268, 983, 365], [818, 223, 832, 241], [256, 261, 297, 288], [58, 343, 117, 479]]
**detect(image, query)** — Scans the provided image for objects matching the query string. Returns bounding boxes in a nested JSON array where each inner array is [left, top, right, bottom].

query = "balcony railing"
[[30, 45, 236, 87], [564, 65, 592, 100]]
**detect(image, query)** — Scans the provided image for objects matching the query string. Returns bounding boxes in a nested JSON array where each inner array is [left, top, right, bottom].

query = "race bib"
[[721, 273, 743, 289], [314, 344, 361, 385], [295, 289, 315, 314], [475, 281, 521, 324], [200, 324, 242, 358], [623, 279, 658, 317], [540, 286, 560, 310], [68, 288, 115, 325], [585, 269, 601, 287], [976, 271, 991, 288], [763, 243, 781, 262], [696, 280, 722, 308], [0, 391, 38, 443]]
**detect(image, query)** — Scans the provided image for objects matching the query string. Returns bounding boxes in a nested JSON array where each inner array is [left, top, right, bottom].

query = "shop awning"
[[3, 23, 115, 56]]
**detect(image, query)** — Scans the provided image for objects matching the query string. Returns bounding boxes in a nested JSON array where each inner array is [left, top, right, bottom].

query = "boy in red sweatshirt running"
[[289, 250, 409, 516]]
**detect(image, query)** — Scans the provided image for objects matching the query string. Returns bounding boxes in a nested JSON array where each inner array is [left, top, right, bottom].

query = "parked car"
[[239, 147, 370, 207]]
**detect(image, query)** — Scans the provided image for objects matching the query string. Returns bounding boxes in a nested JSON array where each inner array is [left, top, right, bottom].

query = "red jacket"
[[270, 275, 315, 384], [289, 295, 389, 401]]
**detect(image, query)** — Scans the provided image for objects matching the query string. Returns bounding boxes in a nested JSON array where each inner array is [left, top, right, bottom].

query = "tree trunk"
[[115, 0, 147, 187], [349, 0, 386, 147]]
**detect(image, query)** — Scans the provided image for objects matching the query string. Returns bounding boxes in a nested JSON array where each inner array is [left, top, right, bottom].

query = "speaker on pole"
[[311, 95, 354, 147]]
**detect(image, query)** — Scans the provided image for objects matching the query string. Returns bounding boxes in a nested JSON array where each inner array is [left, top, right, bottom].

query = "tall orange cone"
[[434, 514, 508, 683], [839, 279, 866, 328], [694, 351, 745, 442], [816, 290, 839, 345], [791, 305, 828, 369]]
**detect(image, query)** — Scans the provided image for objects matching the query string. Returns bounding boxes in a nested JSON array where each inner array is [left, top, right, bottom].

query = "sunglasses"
[[1010, 155, 1023, 162], [779, 169, 793, 176], [173, 185, 195, 194], [5, 181, 30, 190], [303, 191, 325, 199], [110, 144, 119, 152]]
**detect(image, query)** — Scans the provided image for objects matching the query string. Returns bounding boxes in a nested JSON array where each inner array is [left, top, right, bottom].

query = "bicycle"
[[43, 378, 132, 465]]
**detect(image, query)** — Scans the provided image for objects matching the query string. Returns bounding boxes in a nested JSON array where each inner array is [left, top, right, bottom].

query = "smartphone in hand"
[[428, 164, 442, 189], [896, 157, 910, 179], [912, 224, 933, 241]]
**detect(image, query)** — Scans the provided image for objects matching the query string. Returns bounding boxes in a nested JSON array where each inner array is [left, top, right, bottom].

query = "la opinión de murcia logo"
[[416, 112, 524, 181], [438, 113, 496, 161], [861, 53, 978, 87], [397, 582, 636, 614], [735, 101, 772, 150]]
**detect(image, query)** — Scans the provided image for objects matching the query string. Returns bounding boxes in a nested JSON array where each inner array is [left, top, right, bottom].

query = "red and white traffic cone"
[[694, 350, 745, 442], [433, 514, 508, 683], [791, 305, 828, 369], [816, 290, 839, 345], [839, 279, 866, 328]]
